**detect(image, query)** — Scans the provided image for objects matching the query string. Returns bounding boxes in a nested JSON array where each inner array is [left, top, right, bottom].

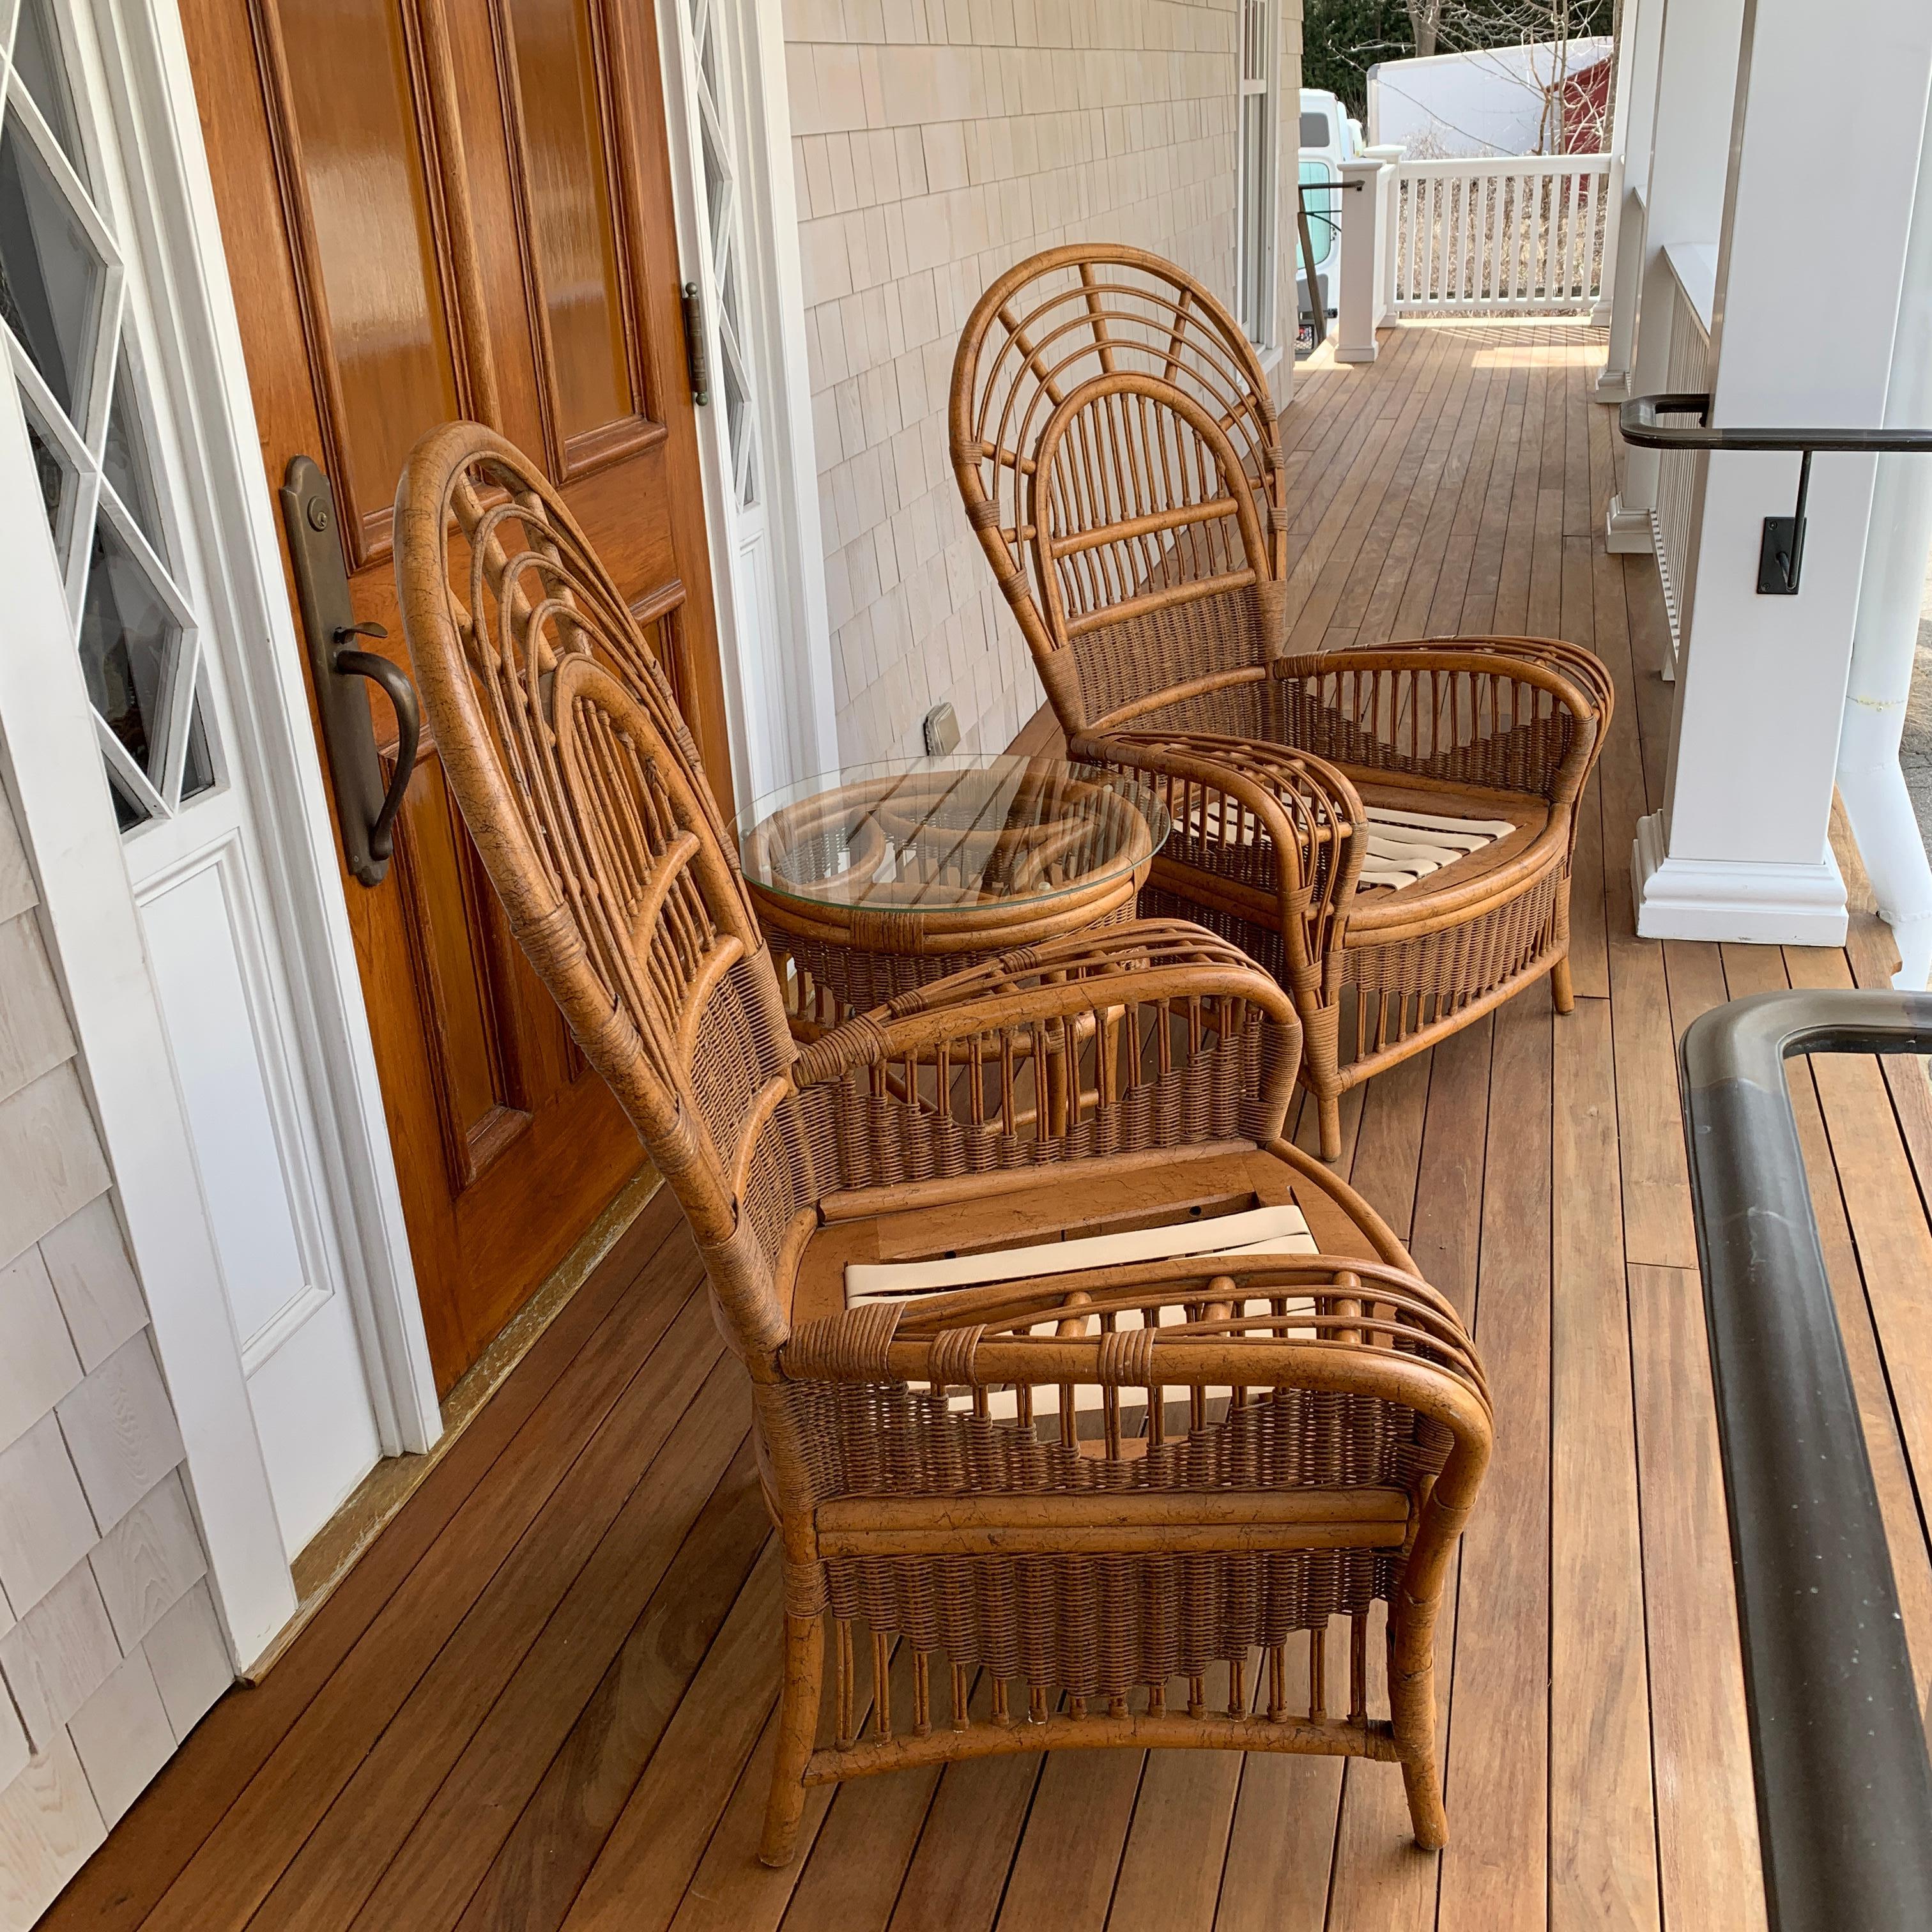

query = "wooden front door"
[[181, 0, 730, 1392]]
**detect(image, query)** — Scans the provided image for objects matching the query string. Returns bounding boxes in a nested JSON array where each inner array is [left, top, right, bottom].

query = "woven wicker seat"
[[950, 244, 1614, 1157], [394, 422, 1492, 1867]]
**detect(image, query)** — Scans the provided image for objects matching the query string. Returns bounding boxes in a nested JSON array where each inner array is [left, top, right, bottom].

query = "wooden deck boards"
[[46, 318, 1932, 1932]]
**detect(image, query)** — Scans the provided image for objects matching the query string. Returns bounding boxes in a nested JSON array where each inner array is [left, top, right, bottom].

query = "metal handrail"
[[1619, 392, 1932, 456], [1618, 395, 1932, 592], [1680, 990, 1932, 1932]]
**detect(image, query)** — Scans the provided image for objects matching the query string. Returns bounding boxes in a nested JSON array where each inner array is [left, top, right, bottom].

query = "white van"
[[1297, 89, 1363, 347]]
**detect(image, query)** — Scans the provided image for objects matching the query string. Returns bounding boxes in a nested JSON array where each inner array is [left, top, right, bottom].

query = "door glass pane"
[[9, 0, 88, 183], [701, 111, 727, 230], [105, 767, 146, 831], [0, 120, 106, 423], [505, 0, 633, 443], [103, 356, 165, 560], [21, 388, 76, 555], [721, 346, 751, 507], [181, 689, 215, 802], [77, 519, 180, 787]]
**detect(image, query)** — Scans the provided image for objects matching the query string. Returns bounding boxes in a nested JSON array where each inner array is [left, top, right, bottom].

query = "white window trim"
[[657, 0, 838, 806]]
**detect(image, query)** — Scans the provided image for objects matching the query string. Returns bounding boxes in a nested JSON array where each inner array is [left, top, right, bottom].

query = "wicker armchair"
[[950, 245, 1613, 1157], [394, 422, 1492, 1867]]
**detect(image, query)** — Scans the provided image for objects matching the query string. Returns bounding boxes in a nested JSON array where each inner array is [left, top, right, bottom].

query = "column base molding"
[[1632, 812, 1849, 944], [1588, 297, 1615, 328], [1334, 344, 1377, 364], [1605, 493, 1653, 554], [1593, 365, 1629, 402]]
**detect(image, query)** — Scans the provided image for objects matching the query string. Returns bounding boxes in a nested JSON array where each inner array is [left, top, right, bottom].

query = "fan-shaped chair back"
[[951, 245, 1287, 734], [394, 422, 804, 1364]]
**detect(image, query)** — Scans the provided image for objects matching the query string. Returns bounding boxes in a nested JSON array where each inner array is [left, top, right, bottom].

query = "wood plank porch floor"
[[45, 318, 1932, 1932]]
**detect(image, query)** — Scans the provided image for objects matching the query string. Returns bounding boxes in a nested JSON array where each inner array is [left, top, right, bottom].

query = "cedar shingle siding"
[[0, 774, 227, 1930], [785, 0, 1259, 762]]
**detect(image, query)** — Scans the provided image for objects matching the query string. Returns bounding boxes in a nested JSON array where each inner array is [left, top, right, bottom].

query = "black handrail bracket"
[[1620, 395, 1932, 595]]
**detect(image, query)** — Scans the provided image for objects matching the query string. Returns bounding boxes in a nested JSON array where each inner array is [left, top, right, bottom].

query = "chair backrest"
[[393, 422, 804, 1364], [951, 245, 1287, 737]]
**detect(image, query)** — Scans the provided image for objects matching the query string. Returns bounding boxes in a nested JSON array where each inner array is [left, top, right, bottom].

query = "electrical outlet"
[[922, 702, 960, 756]]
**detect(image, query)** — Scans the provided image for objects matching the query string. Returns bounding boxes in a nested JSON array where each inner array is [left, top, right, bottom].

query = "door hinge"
[[680, 282, 710, 408]]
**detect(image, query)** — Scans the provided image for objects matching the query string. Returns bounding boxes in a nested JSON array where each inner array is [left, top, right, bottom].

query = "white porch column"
[[1361, 142, 1404, 327], [1335, 158, 1386, 363], [1606, 0, 1746, 552], [1635, 0, 1932, 946], [1837, 111, 1932, 987], [1593, 0, 1664, 394]]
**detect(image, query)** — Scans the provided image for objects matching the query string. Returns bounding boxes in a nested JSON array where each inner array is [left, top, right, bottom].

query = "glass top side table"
[[736, 754, 1171, 1022]]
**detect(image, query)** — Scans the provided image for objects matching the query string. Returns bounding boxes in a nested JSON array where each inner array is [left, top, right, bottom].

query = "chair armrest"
[[1413, 634, 1617, 733], [1073, 730, 1365, 995], [778, 1255, 1492, 1653], [1271, 636, 1610, 820], [793, 919, 1295, 1079], [785, 919, 1304, 1188], [783, 1252, 1490, 1444]]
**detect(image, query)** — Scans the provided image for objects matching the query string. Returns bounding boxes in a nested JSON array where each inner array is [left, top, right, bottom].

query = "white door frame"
[[657, 0, 838, 808], [0, 0, 444, 1656]]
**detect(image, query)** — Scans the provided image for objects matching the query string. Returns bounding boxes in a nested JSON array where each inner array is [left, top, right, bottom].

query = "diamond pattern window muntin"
[[682, 0, 759, 514], [3, 11, 217, 831], [9, 0, 88, 185], [0, 108, 110, 424], [103, 342, 165, 561], [20, 378, 77, 555]]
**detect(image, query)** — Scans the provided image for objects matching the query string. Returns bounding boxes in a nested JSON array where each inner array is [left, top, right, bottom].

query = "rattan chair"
[[394, 422, 1492, 1866], [950, 244, 1613, 1158]]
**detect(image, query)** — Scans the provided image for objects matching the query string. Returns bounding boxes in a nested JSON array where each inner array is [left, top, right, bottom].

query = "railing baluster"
[[1393, 157, 1609, 315], [1485, 167, 1505, 303]]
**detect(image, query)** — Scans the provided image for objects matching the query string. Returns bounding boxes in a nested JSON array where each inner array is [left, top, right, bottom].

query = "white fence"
[[1393, 155, 1613, 314]]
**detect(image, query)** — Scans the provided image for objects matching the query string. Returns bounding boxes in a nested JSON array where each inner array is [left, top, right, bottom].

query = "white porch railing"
[[1393, 155, 1613, 314], [1652, 243, 1717, 673]]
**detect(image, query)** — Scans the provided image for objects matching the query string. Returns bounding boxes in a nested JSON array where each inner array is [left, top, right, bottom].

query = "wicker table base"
[[737, 758, 1170, 1032]]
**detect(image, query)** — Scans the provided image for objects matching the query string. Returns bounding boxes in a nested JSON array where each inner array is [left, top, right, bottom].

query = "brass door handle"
[[279, 456, 422, 887], [331, 625, 419, 867]]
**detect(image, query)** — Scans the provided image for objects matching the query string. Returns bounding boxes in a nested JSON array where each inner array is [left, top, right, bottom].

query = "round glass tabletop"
[[736, 755, 1172, 916]]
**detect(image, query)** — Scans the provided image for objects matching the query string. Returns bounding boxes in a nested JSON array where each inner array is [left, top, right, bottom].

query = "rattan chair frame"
[[394, 422, 1492, 1869], [949, 244, 1613, 1158]]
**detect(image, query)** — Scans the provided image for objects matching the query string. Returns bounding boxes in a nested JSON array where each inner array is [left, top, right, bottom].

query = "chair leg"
[[1300, 995, 1346, 1162], [759, 1611, 824, 1867], [1401, 1748, 1450, 1853], [1551, 954, 1575, 1015], [1388, 1616, 1448, 1850], [1317, 1090, 1344, 1163], [1551, 877, 1576, 1015]]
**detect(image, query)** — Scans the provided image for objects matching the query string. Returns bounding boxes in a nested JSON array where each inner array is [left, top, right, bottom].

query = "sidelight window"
[[682, 0, 759, 511], [1, 0, 215, 831]]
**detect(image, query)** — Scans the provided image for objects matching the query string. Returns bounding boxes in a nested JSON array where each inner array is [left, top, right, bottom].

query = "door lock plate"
[[279, 456, 420, 887]]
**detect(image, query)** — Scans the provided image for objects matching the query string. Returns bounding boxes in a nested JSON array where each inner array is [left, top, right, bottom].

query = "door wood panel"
[[181, 0, 730, 1391]]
